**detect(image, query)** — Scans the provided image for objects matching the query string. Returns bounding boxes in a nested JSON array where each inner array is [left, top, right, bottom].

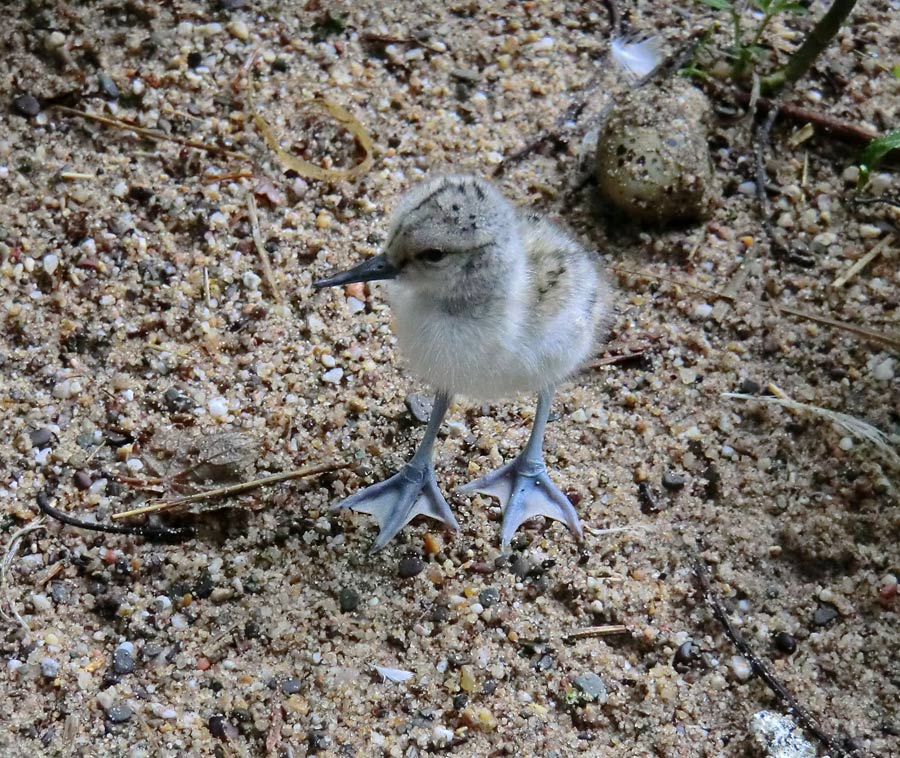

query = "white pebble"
[[321, 368, 344, 384], [737, 181, 757, 195], [859, 224, 882, 239], [170, 614, 188, 630], [242, 271, 262, 290], [227, 20, 249, 40], [346, 296, 365, 313], [126, 458, 144, 472], [838, 436, 854, 451], [749, 710, 816, 758], [872, 357, 894, 381], [208, 397, 229, 419], [320, 354, 336, 368], [112, 181, 129, 199], [730, 655, 753, 682], [692, 302, 713, 319], [42, 254, 59, 275], [431, 726, 454, 748], [31, 593, 52, 612]]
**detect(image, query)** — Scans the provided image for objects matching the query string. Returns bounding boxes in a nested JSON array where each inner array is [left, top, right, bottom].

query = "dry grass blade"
[[111, 461, 349, 520], [832, 234, 894, 288], [564, 625, 629, 642], [252, 98, 374, 182], [247, 193, 282, 303], [53, 106, 250, 160], [1, 518, 47, 632], [724, 391, 899, 467], [612, 265, 900, 350]]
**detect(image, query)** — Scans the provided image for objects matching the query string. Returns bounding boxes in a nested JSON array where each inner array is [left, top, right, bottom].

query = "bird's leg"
[[333, 392, 458, 552], [459, 388, 583, 546]]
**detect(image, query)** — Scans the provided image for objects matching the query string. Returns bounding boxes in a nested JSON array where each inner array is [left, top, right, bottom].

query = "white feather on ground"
[[610, 35, 663, 80]]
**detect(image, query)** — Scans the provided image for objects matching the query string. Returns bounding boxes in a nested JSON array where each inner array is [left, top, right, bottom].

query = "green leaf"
[[857, 129, 900, 189], [773, 1, 808, 14], [697, 0, 733, 10], [893, 64, 900, 80], [860, 130, 900, 171]]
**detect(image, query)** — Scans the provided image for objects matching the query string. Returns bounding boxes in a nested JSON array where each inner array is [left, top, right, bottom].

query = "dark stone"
[[97, 73, 119, 100], [481, 679, 497, 695], [193, 571, 214, 599], [773, 631, 796, 654], [244, 621, 261, 639], [208, 714, 229, 739], [673, 640, 699, 670], [307, 731, 330, 753], [113, 644, 135, 675], [73, 471, 92, 490], [661, 471, 686, 490], [128, 186, 154, 204], [452, 694, 468, 710], [280, 676, 302, 695], [510, 555, 530, 580], [187, 51, 202, 69], [218, 0, 246, 9], [478, 587, 500, 608], [272, 58, 288, 72], [572, 672, 607, 702], [404, 393, 433, 424], [398, 555, 425, 579], [29, 428, 53, 447], [106, 702, 133, 723], [141, 642, 163, 660], [12, 94, 40, 118], [50, 581, 70, 603], [535, 654, 554, 671], [163, 386, 194, 412], [338, 588, 360, 612], [738, 378, 761, 395], [813, 605, 839, 627]]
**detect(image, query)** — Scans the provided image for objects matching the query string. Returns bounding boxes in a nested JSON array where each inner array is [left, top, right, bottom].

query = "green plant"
[[698, 0, 807, 80], [696, 0, 857, 94], [857, 129, 900, 189]]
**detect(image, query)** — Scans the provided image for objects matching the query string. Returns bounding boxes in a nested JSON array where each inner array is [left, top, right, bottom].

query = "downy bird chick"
[[314, 174, 609, 550]]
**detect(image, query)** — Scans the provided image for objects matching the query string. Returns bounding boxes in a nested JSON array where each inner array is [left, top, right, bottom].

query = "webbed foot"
[[335, 463, 459, 552], [459, 458, 582, 546]]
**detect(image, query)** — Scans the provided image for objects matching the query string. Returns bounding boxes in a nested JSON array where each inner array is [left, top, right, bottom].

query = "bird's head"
[[313, 175, 520, 301]]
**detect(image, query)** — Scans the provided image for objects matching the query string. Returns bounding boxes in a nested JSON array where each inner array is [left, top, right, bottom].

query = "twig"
[[37, 490, 194, 540], [761, 0, 859, 95], [563, 624, 629, 642], [700, 80, 880, 143], [693, 556, 856, 757], [53, 106, 250, 160], [1, 519, 47, 631], [832, 234, 894, 288], [755, 104, 784, 255], [611, 264, 900, 350], [247, 194, 282, 304], [111, 461, 349, 520]]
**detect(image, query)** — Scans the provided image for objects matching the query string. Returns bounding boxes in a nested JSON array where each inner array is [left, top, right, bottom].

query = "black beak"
[[313, 254, 399, 289]]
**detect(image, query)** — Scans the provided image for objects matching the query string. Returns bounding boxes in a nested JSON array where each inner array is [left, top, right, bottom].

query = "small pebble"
[[13, 94, 41, 118], [106, 702, 134, 724], [730, 655, 753, 682], [773, 631, 797, 655], [98, 73, 119, 100], [872, 357, 894, 382], [749, 710, 816, 758], [812, 605, 838, 627], [321, 368, 343, 384], [338, 588, 359, 612], [227, 19, 250, 40], [29, 428, 53, 447], [42, 254, 59, 275], [572, 672, 607, 703], [404, 393, 433, 424], [208, 397, 229, 419], [40, 658, 60, 678], [661, 471, 685, 490], [478, 587, 500, 608], [398, 555, 425, 579], [281, 676, 302, 695], [73, 470, 92, 490], [113, 642, 135, 675], [673, 640, 698, 669]]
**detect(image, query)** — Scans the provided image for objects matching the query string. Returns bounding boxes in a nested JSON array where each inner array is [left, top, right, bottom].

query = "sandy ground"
[[1, 1, 898, 756]]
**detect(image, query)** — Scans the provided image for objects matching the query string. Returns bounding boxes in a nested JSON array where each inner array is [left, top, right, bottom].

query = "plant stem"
[[761, 0, 857, 94]]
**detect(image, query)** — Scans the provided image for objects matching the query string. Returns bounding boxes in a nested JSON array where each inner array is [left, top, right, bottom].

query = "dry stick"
[[1, 519, 47, 631], [611, 264, 900, 350], [247, 194, 282, 304], [755, 104, 783, 256], [37, 490, 194, 540], [564, 624, 629, 642], [693, 557, 858, 758], [832, 233, 895, 288], [53, 106, 250, 160], [111, 461, 349, 520]]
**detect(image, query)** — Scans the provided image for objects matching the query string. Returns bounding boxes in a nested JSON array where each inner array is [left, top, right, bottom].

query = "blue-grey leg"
[[459, 388, 583, 546], [334, 392, 459, 552]]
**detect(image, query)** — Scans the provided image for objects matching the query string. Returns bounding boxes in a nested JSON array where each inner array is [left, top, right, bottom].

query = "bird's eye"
[[418, 248, 447, 264]]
